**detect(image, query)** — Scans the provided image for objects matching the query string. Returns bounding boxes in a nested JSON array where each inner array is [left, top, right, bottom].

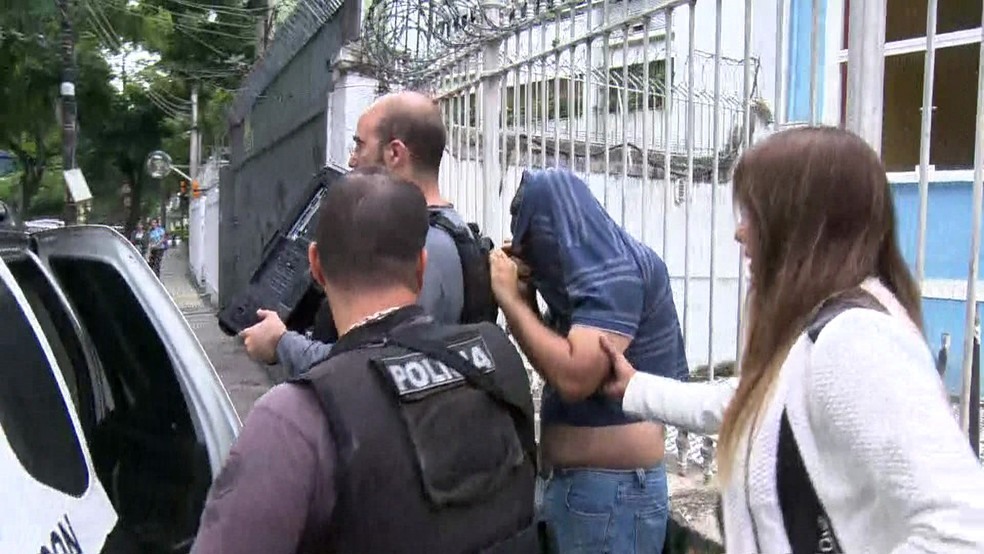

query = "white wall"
[[189, 158, 223, 304], [202, 189, 220, 303]]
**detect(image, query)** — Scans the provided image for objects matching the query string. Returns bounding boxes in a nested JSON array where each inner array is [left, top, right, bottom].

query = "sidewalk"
[[159, 246, 274, 419]]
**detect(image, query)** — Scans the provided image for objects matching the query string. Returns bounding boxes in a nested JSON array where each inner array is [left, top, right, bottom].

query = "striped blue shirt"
[[511, 168, 689, 427]]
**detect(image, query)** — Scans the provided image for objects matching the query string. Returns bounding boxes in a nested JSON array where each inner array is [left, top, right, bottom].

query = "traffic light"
[[192, 180, 201, 199]]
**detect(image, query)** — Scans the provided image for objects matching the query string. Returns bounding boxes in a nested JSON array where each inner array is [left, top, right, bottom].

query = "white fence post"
[[960, 16, 984, 436], [482, 1, 503, 243], [844, 0, 887, 153]]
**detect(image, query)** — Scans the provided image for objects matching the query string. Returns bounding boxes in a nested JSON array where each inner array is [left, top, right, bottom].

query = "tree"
[[0, 1, 116, 215], [106, 0, 258, 153], [93, 81, 174, 231], [0, 0, 259, 224]]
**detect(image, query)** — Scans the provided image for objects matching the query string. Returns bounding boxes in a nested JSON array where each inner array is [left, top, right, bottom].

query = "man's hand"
[[239, 309, 287, 364], [600, 335, 638, 401], [490, 248, 522, 305]]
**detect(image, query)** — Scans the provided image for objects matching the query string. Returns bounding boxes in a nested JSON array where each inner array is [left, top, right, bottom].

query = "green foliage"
[[0, 1, 117, 214], [0, 0, 259, 229], [0, 174, 17, 202]]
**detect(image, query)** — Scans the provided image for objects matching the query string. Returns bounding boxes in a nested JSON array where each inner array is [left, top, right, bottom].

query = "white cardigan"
[[624, 279, 984, 553]]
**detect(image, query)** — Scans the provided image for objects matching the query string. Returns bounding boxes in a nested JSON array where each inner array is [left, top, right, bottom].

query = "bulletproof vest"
[[294, 306, 539, 554], [310, 297, 338, 344], [429, 210, 500, 325]]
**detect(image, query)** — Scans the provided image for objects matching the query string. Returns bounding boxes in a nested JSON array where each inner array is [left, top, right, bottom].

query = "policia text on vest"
[[294, 306, 543, 553], [382, 335, 494, 398]]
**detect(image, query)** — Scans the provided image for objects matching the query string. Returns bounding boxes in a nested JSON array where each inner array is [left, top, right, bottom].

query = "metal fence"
[[360, 0, 984, 467], [220, 0, 359, 308]]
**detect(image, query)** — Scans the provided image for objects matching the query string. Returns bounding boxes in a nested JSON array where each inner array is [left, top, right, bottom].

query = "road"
[[159, 246, 274, 419]]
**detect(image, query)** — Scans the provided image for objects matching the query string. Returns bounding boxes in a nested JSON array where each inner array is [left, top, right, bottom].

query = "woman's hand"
[[600, 335, 638, 401]]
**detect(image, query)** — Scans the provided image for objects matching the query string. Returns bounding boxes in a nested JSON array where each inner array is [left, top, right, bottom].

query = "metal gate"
[[360, 0, 984, 461]]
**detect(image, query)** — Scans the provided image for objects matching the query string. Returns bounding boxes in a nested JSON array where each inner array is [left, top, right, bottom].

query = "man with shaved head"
[[240, 91, 496, 377], [348, 92, 447, 201]]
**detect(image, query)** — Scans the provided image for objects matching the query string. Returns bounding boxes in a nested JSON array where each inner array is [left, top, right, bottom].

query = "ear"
[[384, 139, 408, 169], [416, 247, 428, 293], [308, 242, 327, 289]]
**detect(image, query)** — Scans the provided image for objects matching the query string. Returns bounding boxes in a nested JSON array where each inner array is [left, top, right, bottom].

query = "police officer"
[[192, 167, 538, 554]]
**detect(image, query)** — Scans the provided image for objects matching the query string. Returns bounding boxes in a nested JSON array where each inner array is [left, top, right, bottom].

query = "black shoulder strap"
[[775, 287, 887, 552], [807, 288, 887, 343], [387, 327, 538, 471], [777, 410, 842, 554], [428, 211, 499, 324], [429, 210, 464, 237]]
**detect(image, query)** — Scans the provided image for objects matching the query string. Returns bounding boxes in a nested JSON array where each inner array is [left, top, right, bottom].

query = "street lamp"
[[146, 150, 192, 181], [145, 150, 193, 246]]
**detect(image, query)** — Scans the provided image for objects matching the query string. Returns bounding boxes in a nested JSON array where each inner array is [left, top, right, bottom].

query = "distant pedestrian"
[[147, 218, 167, 277], [131, 222, 148, 257]]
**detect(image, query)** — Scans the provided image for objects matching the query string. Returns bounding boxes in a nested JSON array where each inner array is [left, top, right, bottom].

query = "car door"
[[0, 255, 119, 553], [30, 225, 240, 477]]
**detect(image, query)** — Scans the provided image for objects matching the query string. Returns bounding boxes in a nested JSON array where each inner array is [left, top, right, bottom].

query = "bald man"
[[241, 92, 478, 376]]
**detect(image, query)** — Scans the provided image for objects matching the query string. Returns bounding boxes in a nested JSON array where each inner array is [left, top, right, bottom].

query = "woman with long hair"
[[600, 126, 984, 552]]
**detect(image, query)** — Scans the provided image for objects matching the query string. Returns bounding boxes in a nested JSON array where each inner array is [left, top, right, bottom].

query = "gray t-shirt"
[[418, 206, 466, 325], [274, 206, 468, 375]]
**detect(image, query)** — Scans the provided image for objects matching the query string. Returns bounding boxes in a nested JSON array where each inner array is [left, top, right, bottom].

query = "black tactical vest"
[[293, 305, 539, 554]]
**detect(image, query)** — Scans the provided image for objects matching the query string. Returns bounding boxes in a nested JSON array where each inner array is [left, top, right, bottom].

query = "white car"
[[0, 225, 240, 553]]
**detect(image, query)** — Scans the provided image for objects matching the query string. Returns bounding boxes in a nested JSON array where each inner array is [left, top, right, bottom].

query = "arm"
[[276, 331, 333, 376], [623, 373, 736, 434], [499, 293, 630, 402], [810, 312, 984, 553], [191, 386, 336, 554]]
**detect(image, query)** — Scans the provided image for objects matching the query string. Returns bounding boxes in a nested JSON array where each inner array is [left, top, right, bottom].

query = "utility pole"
[[190, 84, 200, 181], [188, 84, 200, 244], [57, 0, 78, 224], [255, 0, 277, 56]]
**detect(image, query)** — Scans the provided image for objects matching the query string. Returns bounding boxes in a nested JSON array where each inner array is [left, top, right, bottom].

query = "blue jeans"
[[537, 464, 668, 553]]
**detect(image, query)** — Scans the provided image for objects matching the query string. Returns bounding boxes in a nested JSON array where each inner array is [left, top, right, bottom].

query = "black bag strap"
[[777, 410, 843, 554], [429, 210, 467, 236], [775, 287, 888, 553], [387, 327, 538, 471], [807, 288, 887, 343]]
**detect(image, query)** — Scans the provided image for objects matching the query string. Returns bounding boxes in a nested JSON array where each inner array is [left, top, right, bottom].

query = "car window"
[[0, 268, 88, 497], [5, 254, 109, 437], [48, 257, 194, 435]]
